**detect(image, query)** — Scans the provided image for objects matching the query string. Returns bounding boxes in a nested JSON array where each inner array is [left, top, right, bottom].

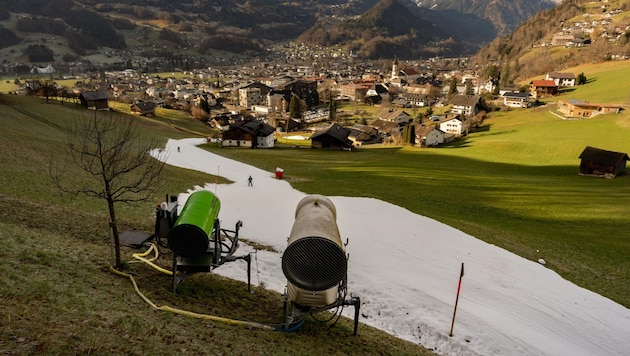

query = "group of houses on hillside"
[[537, 6, 629, 54]]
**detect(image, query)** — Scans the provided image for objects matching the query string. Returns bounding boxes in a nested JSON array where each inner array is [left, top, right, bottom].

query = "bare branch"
[[50, 110, 165, 267]]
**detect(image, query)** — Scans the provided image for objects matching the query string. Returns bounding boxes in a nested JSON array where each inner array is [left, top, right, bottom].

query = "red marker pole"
[[449, 262, 464, 337]]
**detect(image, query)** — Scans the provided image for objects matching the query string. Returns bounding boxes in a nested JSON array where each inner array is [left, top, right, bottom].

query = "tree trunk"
[[108, 198, 121, 268]]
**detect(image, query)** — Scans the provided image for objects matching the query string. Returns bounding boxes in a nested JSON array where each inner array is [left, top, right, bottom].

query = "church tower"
[[391, 56, 399, 80]]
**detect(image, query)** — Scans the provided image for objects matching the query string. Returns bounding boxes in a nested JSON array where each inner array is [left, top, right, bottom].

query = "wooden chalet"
[[529, 80, 558, 99], [310, 123, 353, 150], [130, 101, 157, 116], [363, 94, 383, 105], [221, 119, 276, 148], [210, 113, 243, 130], [79, 89, 109, 110], [272, 117, 302, 133], [578, 146, 629, 177], [365, 83, 390, 103]]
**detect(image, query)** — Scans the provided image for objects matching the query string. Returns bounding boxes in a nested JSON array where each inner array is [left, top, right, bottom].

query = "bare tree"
[[51, 111, 165, 268]]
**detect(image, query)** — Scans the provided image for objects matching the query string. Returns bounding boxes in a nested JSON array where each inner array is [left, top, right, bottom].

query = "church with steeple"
[[391, 56, 399, 80], [390, 56, 421, 84]]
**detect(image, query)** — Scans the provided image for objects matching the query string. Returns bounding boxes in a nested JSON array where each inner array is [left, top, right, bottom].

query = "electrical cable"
[[308, 281, 348, 330], [278, 318, 306, 332]]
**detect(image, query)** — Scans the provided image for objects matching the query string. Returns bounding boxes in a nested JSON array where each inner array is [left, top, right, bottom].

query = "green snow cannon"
[[167, 190, 220, 258]]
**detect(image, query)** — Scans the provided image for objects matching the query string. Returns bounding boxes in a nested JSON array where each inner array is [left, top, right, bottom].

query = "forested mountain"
[[0, 0, 560, 65], [299, 0, 470, 59]]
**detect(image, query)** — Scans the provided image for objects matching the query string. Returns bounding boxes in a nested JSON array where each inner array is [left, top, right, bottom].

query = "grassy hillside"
[[0, 95, 433, 355], [521, 60, 630, 104]]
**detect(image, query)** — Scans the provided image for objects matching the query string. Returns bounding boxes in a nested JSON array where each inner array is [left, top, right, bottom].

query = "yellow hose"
[[110, 266, 159, 309], [111, 245, 274, 331], [131, 244, 173, 275]]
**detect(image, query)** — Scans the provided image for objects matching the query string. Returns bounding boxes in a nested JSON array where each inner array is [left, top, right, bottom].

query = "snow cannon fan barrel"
[[282, 195, 347, 307], [167, 190, 220, 258]]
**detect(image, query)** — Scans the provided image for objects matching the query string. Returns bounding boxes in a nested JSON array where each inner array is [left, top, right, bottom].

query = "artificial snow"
[[152, 138, 630, 356]]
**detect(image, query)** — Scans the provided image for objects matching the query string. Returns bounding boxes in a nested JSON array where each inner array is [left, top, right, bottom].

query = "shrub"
[[23, 44, 54, 62]]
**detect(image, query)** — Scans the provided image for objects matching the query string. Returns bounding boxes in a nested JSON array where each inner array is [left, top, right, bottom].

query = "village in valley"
[[6, 0, 629, 152], [0, 0, 627, 156], [15, 48, 623, 153], [5, 0, 627, 152]]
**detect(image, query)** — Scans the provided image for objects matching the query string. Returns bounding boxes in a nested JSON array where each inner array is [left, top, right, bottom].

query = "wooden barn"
[[578, 146, 629, 177], [310, 123, 353, 150], [79, 90, 109, 110]]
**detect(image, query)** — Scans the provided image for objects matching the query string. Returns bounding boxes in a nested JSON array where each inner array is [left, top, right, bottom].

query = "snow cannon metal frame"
[[281, 195, 361, 335], [155, 190, 251, 293]]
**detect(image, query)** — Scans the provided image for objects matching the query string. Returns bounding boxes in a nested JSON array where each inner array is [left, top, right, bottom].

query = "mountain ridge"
[[0, 0, 560, 67], [411, 0, 558, 37]]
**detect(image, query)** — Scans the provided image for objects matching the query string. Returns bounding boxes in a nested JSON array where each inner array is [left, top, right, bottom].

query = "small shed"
[[578, 146, 629, 177], [79, 89, 109, 110]]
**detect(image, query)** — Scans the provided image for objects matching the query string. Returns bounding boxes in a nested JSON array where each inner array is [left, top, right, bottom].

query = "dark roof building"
[[450, 94, 481, 116], [130, 101, 157, 116], [79, 89, 109, 110], [579, 146, 629, 177], [310, 123, 353, 150], [221, 119, 276, 148]]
